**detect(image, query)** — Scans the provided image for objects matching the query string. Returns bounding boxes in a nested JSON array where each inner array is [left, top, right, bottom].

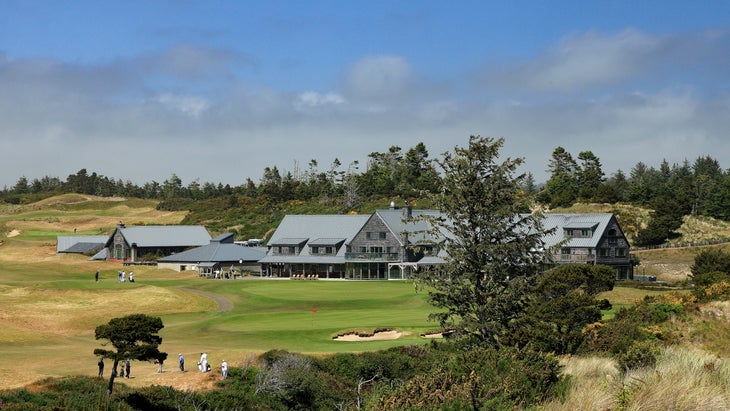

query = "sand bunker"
[[333, 328, 403, 341], [7, 229, 20, 238]]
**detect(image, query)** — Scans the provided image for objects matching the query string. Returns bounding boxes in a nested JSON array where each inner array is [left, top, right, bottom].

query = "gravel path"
[[176, 287, 233, 312]]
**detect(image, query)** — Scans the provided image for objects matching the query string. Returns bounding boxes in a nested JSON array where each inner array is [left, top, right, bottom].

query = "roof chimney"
[[402, 204, 412, 219]]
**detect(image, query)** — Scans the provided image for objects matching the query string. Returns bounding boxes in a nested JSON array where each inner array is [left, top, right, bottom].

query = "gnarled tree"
[[94, 314, 166, 394]]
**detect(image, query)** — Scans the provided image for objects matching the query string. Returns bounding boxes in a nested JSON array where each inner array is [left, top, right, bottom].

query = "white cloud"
[[155, 93, 210, 117], [478, 29, 661, 93], [341, 55, 416, 101], [296, 91, 346, 108]]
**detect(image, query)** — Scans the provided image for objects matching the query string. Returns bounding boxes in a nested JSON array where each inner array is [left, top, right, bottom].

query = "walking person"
[[125, 359, 131, 378], [97, 358, 104, 377], [178, 353, 185, 372], [119, 362, 125, 378], [95, 271, 99, 283], [129, 272, 134, 283], [221, 359, 228, 380], [199, 353, 208, 373]]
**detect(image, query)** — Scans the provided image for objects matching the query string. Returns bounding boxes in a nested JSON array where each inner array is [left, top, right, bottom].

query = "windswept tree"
[[540, 146, 579, 207], [94, 314, 166, 394], [416, 136, 552, 347]]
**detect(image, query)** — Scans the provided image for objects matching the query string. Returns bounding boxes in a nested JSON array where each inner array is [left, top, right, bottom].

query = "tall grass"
[[541, 347, 730, 410]]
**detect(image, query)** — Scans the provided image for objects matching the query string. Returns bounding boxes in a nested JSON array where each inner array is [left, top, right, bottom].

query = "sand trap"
[[420, 329, 454, 339], [7, 229, 20, 238], [333, 329, 403, 341]]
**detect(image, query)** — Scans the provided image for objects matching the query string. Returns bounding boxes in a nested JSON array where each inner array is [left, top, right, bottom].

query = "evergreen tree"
[[576, 150, 605, 200], [541, 146, 578, 207], [416, 136, 550, 347]]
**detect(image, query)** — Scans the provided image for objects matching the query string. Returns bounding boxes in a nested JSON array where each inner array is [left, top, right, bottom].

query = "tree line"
[[3, 141, 729, 246]]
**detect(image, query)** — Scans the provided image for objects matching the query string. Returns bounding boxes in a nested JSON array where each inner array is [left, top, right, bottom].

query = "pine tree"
[[416, 136, 551, 347]]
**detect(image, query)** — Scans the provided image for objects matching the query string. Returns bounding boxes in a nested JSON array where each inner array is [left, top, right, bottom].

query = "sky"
[[1, 1, 729, 189]]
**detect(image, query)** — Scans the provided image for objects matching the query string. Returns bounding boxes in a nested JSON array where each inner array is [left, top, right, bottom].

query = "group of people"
[[116, 270, 134, 283], [97, 353, 227, 380], [195, 353, 227, 379], [97, 358, 131, 379]]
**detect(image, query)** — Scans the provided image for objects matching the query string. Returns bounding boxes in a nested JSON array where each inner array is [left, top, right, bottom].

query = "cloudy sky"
[[1, 1, 728, 189]]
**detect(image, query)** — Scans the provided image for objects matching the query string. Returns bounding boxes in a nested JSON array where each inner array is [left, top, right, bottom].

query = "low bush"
[[618, 340, 662, 371]]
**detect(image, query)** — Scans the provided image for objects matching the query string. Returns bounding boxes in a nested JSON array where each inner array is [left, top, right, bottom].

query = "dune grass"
[[541, 347, 730, 410]]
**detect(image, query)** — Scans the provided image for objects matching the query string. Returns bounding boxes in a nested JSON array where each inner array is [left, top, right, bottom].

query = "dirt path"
[[176, 287, 233, 312]]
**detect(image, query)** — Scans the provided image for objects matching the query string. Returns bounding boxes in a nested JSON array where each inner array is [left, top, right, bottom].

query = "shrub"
[[618, 340, 662, 372], [376, 346, 567, 410]]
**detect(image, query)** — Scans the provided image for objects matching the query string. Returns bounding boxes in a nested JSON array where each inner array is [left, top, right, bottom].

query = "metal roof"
[[375, 208, 445, 244], [110, 225, 211, 248], [270, 238, 310, 246], [57, 235, 108, 253], [259, 214, 370, 264], [540, 213, 615, 248], [308, 238, 346, 246], [157, 239, 267, 263]]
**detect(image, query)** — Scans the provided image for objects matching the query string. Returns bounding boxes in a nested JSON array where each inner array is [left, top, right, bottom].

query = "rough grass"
[[542, 347, 730, 410]]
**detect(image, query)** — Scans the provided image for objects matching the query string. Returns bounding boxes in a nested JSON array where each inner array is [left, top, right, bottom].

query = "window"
[[581, 229, 589, 237], [379, 232, 387, 240], [387, 246, 396, 254], [311, 246, 319, 254], [325, 246, 333, 254], [288, 246, 295, 254], [616, 248, 626, 257], [370, 246, 383, 253], [358, 246, 366, 253], [608, 238, 618, 246], [599, 248, 609, 257], [366, 232, 373, 240], [566, 229, 574, 237]]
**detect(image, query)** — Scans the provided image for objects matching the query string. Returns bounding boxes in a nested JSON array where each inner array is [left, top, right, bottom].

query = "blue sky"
[[1, 1, 729, 189]]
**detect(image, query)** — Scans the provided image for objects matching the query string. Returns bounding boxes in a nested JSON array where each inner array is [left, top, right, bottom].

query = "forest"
[[2, 141, 729, 247]]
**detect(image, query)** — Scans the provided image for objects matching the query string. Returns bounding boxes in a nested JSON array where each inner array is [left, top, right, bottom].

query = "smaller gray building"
[[105, 223, 211, 263], [157, 233, 267, 275], [57, 235, 108, 255]]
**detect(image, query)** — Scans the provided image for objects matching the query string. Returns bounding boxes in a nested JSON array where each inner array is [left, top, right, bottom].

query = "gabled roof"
[[308, 238, 346, 246], [157, 233, 266, 263], [375, 208, 446, 245], [270, 238, 309, 246], [259, 214, 370, 263], [107, 225, 211, 248], [89, 248, 108, 261], [540, 213, 615, 248], [57, 235, 108, 253]]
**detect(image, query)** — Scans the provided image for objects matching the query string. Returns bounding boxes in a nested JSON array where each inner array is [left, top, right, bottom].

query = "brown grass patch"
[[0, 286, 213, 341]]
